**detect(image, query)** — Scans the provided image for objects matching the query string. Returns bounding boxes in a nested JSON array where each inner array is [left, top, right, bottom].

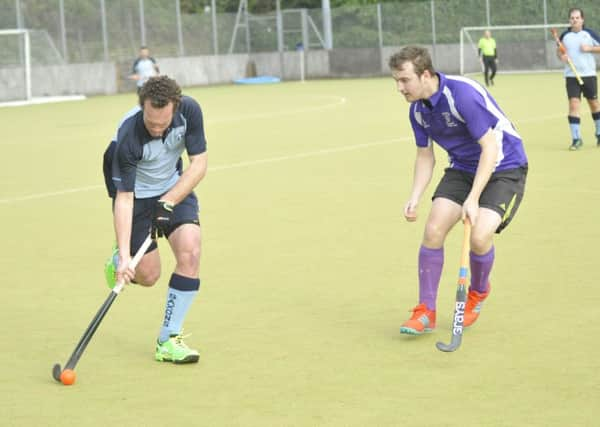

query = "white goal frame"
[[459, 23, 566, 75], [0, 28, 86, 108], [0, 29, 32, 101]]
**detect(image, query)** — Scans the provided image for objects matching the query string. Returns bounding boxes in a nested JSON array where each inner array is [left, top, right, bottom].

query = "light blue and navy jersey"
[[408, 72, 527, 174], [560, 27, 600, 77], [132, 57, 159, 87], [108, 96, 207, 199]]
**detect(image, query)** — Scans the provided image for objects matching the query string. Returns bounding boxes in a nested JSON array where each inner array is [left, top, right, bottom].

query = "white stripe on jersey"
[[442, 86, 465, 123], [445, 75, 521, 141]]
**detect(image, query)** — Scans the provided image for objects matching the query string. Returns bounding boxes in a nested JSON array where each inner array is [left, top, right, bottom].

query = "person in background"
[[129, 46, 160, 93], [556, 7, 600, 150], [478, 30, 497, 87]]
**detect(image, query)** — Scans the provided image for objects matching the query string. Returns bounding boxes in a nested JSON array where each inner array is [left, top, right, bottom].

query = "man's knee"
[[176, 246, 200, 274], [134, 259, 161, 286], [470, 232, 493, 254], [423, 222, 448, 247]]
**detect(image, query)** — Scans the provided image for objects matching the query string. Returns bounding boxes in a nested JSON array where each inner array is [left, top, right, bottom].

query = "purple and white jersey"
[[409, 73, 528, 173]]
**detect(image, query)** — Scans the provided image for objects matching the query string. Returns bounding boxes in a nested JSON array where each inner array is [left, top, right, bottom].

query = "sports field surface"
[[1, 73, 599, 426]]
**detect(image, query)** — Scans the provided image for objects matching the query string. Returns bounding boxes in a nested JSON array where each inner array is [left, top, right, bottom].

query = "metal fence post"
[[543, 0, 548, 36], [301, 8, 309, 51], [211, 0, 218, 55], [376, 3, 383, 49], [276, 0, 284, 78], [244, 1, 250, 53], [59, 0, 68, 62], [15, 0, 24, 67], [15, 0, 23, 28], [100, 0, 109, 61], [176, 0, 184, 55], [301, 8, 309, 80], [430, 0, 437, 64], [139, 0, 146, 46], [322, 0, 333, 49]]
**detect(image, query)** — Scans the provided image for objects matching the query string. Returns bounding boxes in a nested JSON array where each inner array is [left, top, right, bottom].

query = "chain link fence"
[[2, 0, 600, 67]]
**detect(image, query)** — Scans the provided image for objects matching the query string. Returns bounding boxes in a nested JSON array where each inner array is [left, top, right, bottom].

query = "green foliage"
[[5, 0, 600, 61]]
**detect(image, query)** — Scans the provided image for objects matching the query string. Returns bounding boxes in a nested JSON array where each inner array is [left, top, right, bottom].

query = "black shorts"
[[113, 192, 200, 256], [566, 76, 597, 100], [433, 166, 528, 234]]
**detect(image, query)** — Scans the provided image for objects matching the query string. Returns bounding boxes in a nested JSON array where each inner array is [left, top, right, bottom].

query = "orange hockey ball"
[[60, 369, 76, 385]]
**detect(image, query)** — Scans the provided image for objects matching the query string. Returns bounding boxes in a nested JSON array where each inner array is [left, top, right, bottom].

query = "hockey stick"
[[436, 220, 471, 352], [52, 234, 153, 382], [550, 28, 584, 85]]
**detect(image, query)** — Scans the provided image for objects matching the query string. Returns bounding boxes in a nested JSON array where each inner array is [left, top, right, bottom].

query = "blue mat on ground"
[[234, 75, 281, 85]]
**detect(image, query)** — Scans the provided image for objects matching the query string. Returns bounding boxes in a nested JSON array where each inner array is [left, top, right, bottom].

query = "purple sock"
[[469, 246, 494, 293], [418, 246, 444, 311]]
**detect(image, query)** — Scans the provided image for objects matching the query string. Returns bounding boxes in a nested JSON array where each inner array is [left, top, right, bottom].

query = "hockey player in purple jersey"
[[389, 46, 528, 335]]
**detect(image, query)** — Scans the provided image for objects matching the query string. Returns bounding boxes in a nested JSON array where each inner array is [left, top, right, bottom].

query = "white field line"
[[210, 138, 407, 171], [0, 111, 577, 205], [0, 137, 405, 205], [0, 185, 104, 204], [208, 95, 347, 124]]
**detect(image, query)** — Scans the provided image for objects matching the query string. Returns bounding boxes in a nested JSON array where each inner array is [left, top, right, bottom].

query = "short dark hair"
[[138, 75, 182, 110], [569, 7, 584, 19], [388, 46, 436, 77]]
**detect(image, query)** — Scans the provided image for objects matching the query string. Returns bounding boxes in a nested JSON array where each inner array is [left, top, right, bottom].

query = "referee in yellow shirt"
[[478, 30, 497, 86]]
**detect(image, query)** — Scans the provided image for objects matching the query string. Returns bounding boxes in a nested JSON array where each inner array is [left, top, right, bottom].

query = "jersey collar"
[[421, 72, 446, 109]]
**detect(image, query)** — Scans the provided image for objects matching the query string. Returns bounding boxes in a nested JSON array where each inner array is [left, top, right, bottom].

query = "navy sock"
[[568, 116, 581, 141], [592, 111, 600, 137]]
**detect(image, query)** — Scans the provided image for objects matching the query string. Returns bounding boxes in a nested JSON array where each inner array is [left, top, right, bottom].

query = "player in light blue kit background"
[[558, 7, 600, 150], [388, 46, 528, 335], [129, 46, 160, 93]]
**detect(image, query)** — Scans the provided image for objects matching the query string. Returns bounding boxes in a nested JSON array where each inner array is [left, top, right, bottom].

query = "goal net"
[[0, 28, 84, 106], [460, 24, 567, 76], [0, 29, 32, 102]]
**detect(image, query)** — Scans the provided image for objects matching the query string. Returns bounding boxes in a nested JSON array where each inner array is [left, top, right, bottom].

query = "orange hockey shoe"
[[400, 303, 436, 335], [463, 286, 491, 328]]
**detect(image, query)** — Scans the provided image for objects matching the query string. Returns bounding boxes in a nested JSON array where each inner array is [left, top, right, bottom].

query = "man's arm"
[[151, 58, 160, 74], [404, 144, 435, 221], [581, 45, 600, 53], [463, 128, 499, 224], [160, 152, 208, 205], [581, 28, 600, 53], [129, 59, 141, 81], [113, 190, 136, 283]]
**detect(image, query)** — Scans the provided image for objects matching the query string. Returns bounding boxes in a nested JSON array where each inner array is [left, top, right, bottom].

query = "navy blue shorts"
[[566, 76, 597, 100], [433, 166, 528, 234], [114, 192, 200, 256]]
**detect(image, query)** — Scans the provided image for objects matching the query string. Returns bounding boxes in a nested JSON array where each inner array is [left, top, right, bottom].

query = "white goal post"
[[460, 24, 567, 76], [0, 29, 32, 101], [0, 28, 86, 107]]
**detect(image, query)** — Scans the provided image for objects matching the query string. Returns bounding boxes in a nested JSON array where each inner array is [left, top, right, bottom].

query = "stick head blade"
[[436, 338, 461, 352], [52, 363, 62, 382]]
